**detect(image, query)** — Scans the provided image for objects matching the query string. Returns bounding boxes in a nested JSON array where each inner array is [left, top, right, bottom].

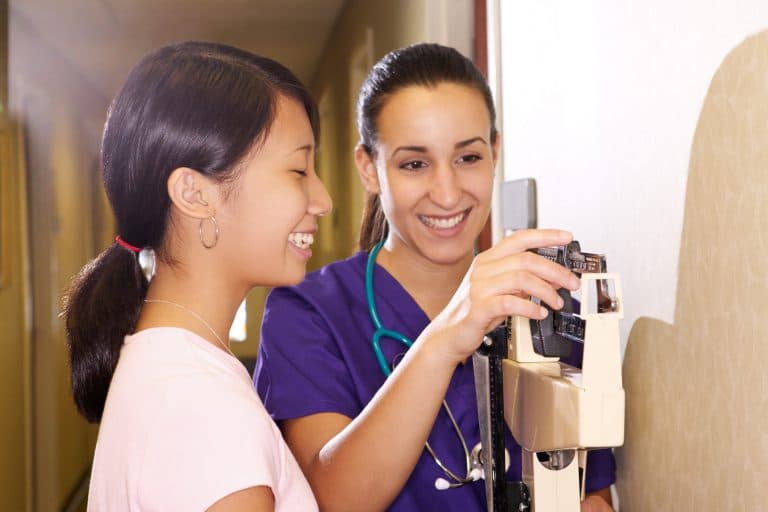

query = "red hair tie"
[[115, 235, 141, 253]]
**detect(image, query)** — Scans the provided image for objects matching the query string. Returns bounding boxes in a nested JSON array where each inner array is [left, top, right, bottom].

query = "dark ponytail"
[[356, 43, 497, 251], [63, 245, 147, 422], [63, 41, 319, 422], [358, 195, 389, 254]]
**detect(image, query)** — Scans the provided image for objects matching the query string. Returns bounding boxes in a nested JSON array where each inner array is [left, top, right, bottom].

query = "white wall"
[[491, 1, 768, 351]]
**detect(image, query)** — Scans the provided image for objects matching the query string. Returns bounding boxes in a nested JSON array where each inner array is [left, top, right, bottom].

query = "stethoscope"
[[366, 240, 486, 490]]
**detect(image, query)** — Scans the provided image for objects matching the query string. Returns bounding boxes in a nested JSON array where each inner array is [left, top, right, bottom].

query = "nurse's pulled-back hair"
[[356, 43, 497, 251], [62, 41, 319, 422]]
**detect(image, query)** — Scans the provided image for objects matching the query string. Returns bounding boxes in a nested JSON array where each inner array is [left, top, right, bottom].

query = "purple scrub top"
[[254, 252, 616, 511]]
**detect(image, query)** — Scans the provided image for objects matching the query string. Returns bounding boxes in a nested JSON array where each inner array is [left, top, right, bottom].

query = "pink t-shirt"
[[87, 327, 317, 511]]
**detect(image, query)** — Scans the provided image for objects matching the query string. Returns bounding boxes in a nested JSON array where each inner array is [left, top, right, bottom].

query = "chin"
[[254, 266, 307, 288], [422, 245, 473, 266]]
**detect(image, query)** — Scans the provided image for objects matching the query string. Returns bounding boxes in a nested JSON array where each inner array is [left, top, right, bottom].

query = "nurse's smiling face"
[[359, 82, 498, 267]]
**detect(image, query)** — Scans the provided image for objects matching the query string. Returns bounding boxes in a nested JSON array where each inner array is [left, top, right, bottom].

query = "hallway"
[[0, 1, 475, 509]]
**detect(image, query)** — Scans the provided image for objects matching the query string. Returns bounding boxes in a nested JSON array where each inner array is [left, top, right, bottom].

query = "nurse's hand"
[[421, 229, 581, 365]]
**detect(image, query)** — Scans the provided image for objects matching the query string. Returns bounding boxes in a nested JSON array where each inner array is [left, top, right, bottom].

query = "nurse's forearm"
[[582, 487, 613, 511], [308, 334, 459, 512]]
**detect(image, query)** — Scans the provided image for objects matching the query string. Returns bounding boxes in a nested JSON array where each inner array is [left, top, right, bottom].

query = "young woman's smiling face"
[[216, 94, 332, 288], [364, 82, 497, 267]]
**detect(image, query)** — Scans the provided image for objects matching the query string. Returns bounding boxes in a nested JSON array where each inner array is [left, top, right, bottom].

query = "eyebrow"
[[390, 136, 488, 158], [291, 144, 313, 154], [455, 136, 487, 149]]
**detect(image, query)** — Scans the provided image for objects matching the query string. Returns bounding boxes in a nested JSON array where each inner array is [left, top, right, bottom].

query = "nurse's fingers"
[[471, 250, 580, 292], [479, 294, 550, 326], [479, 229, 573, 262], [438, 294, 544, 362], [473, 270, 565, 312]]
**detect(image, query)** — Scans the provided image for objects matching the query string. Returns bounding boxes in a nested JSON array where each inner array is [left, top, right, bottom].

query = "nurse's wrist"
[[416, 325, 468, 371]]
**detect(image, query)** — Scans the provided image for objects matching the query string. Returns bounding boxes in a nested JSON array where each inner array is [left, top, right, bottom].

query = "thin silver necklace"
[[143, 299, 235, 358]]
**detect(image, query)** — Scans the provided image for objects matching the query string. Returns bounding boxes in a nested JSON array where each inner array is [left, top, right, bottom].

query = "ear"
[[354, 144, 380, 194], [491, 131, 502, 164], [167, 167, 217, 219]]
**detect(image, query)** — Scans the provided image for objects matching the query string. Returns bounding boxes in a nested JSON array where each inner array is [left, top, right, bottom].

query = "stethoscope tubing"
[[366, 241, 414, 376], [366, 240, 476, 487]]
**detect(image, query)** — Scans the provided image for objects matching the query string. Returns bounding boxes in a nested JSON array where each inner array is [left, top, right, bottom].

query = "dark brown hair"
[[62, 41, 319, 422], [356, 43, 497, 250]]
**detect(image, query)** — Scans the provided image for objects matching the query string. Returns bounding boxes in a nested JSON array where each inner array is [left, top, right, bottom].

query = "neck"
[[136, 260, 244, 355], [374, 239, 473, 320]]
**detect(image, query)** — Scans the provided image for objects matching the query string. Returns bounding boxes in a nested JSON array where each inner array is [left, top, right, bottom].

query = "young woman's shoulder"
[[92, 328, 290, 510], [134, 361, 304, 510]]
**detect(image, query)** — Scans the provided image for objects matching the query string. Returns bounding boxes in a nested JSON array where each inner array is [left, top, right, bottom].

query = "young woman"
[[254, 43, 615, 511], [63, 41, 331, 511]]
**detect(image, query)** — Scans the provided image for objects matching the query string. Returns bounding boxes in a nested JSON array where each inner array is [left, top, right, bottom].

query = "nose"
[[429, 163, 461, 210], [308, 174, 333, 217]]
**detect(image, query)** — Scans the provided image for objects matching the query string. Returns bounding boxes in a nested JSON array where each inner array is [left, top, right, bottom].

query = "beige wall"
[[0, 118, 32, 511], [1, 0, 6, 110], [9, 9, 108, 510], [1, 4, 31, 510], [618, 30, 768, 509]]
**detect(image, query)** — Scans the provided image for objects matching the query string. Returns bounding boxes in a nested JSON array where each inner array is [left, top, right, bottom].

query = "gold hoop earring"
[[199, 216, 219, 249]]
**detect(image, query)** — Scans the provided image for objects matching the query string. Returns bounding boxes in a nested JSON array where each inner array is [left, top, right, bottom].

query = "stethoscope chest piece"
[[469, 442, 511, 481]]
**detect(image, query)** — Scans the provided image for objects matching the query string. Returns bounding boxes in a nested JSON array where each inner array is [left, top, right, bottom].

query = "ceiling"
[[10, 0, 347, 101]]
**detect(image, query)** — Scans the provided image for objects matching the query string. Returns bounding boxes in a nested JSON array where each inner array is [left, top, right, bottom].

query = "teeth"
[[419, 211, 467, 229], [288, 232, 314, 249]]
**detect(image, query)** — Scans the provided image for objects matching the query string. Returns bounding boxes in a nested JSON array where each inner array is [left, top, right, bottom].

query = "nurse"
[[254, 43, 615, 511]]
